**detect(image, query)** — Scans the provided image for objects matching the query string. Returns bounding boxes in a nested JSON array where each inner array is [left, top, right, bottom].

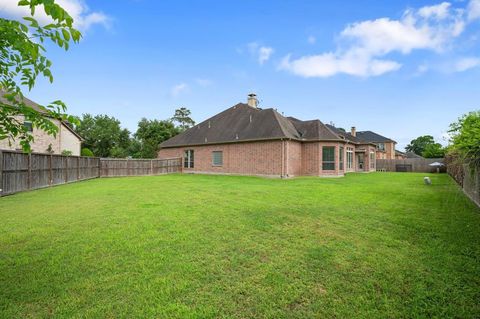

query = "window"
[[377, 143, 385, 151], [322, 146, 335, 170], [212, 151, 223, 166], [23, 121, 33, 132], [339, 146, 344, 170], [184, 150, 194, 168], [346, 147, 354, 170], [370, 152, 375, 169]]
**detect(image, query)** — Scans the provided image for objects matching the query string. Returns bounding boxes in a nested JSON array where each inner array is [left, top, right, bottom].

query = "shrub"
[[61, 150, 73, 156], [81, 148, 94, 157]]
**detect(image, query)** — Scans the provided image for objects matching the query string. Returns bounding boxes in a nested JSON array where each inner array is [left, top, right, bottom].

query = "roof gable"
[[356, 131, 395, 143]]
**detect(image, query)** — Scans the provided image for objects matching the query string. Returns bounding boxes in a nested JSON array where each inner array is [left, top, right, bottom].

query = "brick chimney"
[[247, 93, 258, 108], [351, 126, 356, 137]]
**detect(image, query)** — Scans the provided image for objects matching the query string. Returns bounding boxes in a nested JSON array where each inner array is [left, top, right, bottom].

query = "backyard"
[[0, 173, 479, 318]]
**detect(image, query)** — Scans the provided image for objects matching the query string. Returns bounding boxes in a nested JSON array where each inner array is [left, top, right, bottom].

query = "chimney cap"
[[247, 93, 258, 108]]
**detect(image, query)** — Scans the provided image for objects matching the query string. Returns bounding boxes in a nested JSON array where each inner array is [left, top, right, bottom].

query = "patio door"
[[357, 153, 365, 171]]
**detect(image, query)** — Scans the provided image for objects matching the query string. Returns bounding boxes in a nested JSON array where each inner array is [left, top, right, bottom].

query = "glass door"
[[357, 153, 365, 171]]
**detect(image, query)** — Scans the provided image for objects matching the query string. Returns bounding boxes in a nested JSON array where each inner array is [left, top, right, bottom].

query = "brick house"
[[0, 92, 82, 156], [158, 94, 388, 177]]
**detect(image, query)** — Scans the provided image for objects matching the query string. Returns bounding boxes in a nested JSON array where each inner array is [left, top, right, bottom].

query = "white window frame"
[[346, 147, 354, 170], [184, 149, 194, 168]]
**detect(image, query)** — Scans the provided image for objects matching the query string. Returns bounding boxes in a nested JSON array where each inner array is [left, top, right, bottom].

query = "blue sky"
[[1, 0, 480, 150]]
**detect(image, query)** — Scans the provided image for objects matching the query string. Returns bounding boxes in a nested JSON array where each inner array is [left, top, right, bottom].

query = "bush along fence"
[[376, 158, 445, 173], [445, 155, 480, 207], [0, 150, 182, 196]]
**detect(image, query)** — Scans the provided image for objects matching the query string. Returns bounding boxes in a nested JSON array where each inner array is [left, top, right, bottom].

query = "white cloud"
[[280, 1, 477, 78], [454, 57, 480, 71], [195, 78, 212, 87], [0, 0, 109, 31], [247, 42, 274, 65], [418, 2, 452, 20], [258, 46, 274, 64], [307, 35, 316, 44], [280, 53, 401, 78], [171, 83, 188, 97], [468, 0, 480, 21]]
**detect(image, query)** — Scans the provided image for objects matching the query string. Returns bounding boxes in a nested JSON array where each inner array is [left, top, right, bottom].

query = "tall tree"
[[171, 107, 195, 131], [405, 135, 437, 155], [134, 118, 179, 158], [0, 0, 81, 151], [75, 114, 130, 158]]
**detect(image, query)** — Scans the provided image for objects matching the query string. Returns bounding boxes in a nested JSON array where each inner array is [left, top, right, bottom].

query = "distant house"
[[406, 152, 424, 159], [395, 150, 407, 159], [158, 94, 387, 177], [0, 92, 82, 155]]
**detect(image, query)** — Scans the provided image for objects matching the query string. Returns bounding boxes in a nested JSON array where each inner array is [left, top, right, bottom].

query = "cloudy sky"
[[1, 0, 480, 150]]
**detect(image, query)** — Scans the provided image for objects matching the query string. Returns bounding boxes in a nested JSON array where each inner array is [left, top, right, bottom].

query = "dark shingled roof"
[[355, 131, 395, 143], [325, 124, 364, 144], [160, 103, 343, 148]]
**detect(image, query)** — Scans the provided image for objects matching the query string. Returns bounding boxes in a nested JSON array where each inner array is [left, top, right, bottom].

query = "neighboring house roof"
[[355, 131, 396, 143], [406, 151, 424, 158], [160, 103, 344, 148], [0, 90, 83, 141], [395, 150, 406, 156], [325, 124, 364, 144]]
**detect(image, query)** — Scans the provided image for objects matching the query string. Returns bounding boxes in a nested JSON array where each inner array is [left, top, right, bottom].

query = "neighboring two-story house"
[[0, 92, 82, 155]]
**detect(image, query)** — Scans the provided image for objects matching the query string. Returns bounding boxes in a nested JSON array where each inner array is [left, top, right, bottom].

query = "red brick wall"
[[158, 140, 285, 177], [158, 140, 367, 177], [286, 141, 302, 176]]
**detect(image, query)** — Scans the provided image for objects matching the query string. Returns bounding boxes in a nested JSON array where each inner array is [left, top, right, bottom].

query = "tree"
[[0, 0, 81, 151], [75, 114, 130, 158], [422, 143, 446, 158], [171, 107, 195, 131], [134, 118, 179, 158], [448, 111, 480, 166], [405, 135, 437, 155]]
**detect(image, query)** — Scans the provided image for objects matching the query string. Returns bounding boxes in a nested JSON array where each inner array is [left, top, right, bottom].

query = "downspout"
[[281, 139, 285, 178], [285, 140, 289, 178]]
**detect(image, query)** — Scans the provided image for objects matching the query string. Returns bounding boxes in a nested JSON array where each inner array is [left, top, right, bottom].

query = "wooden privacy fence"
[[376, 158, 445, 173], [0, 150, 182, 196], [445, 156, 480, 207], [100, 158, 182, 177]]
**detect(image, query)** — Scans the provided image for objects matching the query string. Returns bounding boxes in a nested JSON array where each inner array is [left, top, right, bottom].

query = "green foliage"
[[422, 143, 445, 158], [448, 111, 480, 166], [171, 107, 195, 131], [0, 173, 479, 317], [75, 114, 131, 158], [0, 0, 81, 151], [81, 147, 94, 157], [406, 135, 445, 157], [134, 118, 179, 158], [61, 149, 72, 156]]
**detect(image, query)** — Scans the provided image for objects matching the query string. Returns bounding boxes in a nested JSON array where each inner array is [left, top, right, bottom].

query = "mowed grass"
[[0, 173, 479, 318]]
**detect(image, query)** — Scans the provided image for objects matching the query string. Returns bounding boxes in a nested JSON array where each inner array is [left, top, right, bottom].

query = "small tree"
[[171, 107, 195, 131], [0, 0, 81, 151]]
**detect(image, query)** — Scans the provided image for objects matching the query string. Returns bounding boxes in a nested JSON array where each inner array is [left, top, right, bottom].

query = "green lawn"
[[0, 173, 479, 318]]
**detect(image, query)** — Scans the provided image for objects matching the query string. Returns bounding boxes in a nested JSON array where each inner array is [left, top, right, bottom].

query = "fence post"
[[77, 156, 80, 181], [65, 155, 69, 183], [27, 153, 32, 190], [150, 160, 154, 175], [49, 154, 53, 185]]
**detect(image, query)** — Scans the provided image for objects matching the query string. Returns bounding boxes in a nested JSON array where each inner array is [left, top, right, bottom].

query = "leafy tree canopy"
[[134, 118, 179, 158], [448, 111, 480, 166], [171, 107, 195, 132], [75, 114, 131, 158], [1, 0, 81, 151], [405, 135, 436, 155]]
